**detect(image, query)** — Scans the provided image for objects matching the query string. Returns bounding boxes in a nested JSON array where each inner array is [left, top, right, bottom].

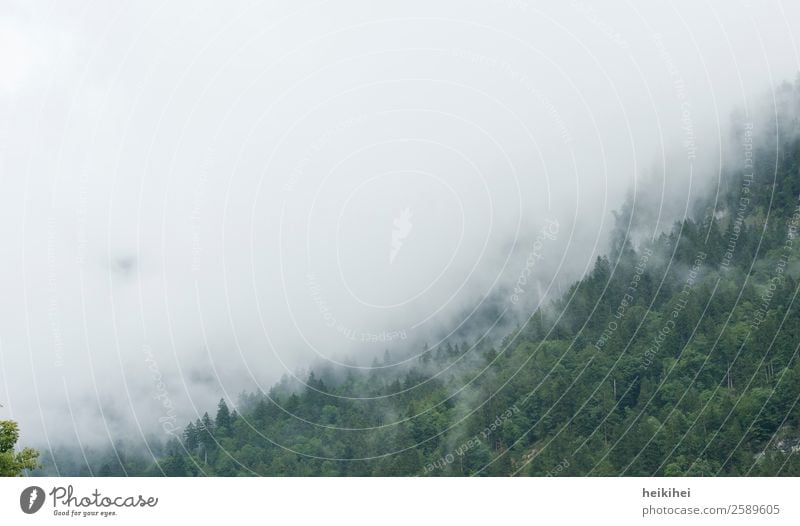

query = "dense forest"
[[37, 79, 800, 477]]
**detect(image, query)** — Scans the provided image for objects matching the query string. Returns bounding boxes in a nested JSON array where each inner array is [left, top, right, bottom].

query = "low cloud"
[[0, 0, 797, 458]]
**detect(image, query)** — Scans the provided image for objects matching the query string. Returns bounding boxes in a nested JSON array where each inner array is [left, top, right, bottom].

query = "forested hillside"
[[50, 81, 800, 477]]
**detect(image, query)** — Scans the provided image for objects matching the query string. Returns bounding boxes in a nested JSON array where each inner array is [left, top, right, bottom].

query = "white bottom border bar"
[[2, 477, 797, 525]]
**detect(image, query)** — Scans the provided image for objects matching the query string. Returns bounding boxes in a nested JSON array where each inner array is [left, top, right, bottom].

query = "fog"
[[0, 0, 798, 456]]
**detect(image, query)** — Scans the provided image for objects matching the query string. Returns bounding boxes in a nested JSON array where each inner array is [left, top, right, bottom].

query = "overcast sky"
[[0, 0, 798, 452]]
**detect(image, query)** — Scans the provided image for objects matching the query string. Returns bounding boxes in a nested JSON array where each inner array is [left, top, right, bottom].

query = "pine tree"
[[215, 399, 232, 432], [199, 412, 216, 449], [183, 422, 199, 451]]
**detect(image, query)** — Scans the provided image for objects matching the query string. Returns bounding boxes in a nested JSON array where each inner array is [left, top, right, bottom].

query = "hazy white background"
[[0, 0, 798, 453]]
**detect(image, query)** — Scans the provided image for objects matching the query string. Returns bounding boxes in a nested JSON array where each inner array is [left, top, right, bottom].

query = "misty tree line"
[[22, 78, 800, 477], [130, 81, 800, 477]]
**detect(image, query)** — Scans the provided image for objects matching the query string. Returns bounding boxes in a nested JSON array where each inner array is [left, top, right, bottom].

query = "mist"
[[0, 0, 798, 458]]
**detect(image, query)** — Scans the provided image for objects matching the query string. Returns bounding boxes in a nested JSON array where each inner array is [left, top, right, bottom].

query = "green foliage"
[[0, 421, 40, 476]]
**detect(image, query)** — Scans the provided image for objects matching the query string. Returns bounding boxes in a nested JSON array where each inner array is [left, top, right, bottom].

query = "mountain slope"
[[58, 81, 800, 477]]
